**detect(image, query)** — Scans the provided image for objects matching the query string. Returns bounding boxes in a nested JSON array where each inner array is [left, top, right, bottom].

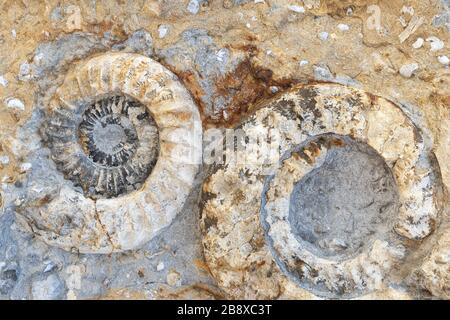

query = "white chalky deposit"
[[0, 75, 8, 87], [288, 5, 305, 13], [399, 63, 419, 78], [158, 25, 170, 38], [337, 24, 350, 31], [5, 98, 25, 110], [438, 55, 450, 65], [412, 38, 424, 49], [426, 36, 445, 51]]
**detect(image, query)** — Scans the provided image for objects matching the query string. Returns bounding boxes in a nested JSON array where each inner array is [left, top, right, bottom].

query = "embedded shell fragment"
[[200, 84, 443, 299], [19, 52, 202, 254]]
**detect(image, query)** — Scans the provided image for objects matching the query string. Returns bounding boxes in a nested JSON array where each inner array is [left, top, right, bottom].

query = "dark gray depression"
[[288, 135, 399, 260]]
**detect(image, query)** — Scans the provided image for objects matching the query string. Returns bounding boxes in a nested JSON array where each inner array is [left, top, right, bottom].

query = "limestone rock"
[[0, 0, 448, 301]]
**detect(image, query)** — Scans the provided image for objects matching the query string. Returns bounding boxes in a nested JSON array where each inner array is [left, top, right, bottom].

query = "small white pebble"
[[33, 53, 44, 66], [0, 75, 7, 87], [20, 62, 30, 73], [288, 5, 305, 13], [412, 37, 424, 49], [166, 270, 181, 287], [246, 23, 251, 29], [401, 6, 414, 16], [313, 64, 333, 80], [5, 98, 25, 111], [270, 86, 279, 93], [0, 155, 9, 165], [43, 262, 56, 273], [18, 62, 32, 81], [337, 24, 350, 31], [31, 186, 44, 193], [438, 55, 450, 66], [399, 63, 419, 78], [254, 0, 265, 3], [156, 262, 165, 271], [318, 31, 329, 41], [187, 0, 200, 15], [20, 162, 32, 172], [398, 16, 408, 28], [426, 36, 444, 51], [299, 60, 309, 66], [266, 50, 273, 56], [158, 25, 169, 38], [216, 48, 228, 62], [11, 29, 16, 38]]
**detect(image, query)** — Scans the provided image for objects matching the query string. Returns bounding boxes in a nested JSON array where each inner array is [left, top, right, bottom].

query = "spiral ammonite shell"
[[23, 52, 202, 254], [200, 84, 443, 299], [45, 94, 160, 199]]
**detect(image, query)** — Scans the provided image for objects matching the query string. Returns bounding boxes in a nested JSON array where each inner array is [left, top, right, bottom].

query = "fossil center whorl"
[[43, 95, 160, 199], [79, 97, 142, 167], [285, 135, 399, 260]]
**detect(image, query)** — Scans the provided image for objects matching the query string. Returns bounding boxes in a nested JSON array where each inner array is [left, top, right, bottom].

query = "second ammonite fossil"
[[200, 83, 444, 299]]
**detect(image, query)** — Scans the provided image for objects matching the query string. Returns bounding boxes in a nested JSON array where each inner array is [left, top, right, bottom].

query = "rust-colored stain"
[[155, 283, 225, 300], [98, 288, 150, 300], [305, 142, 321, 157], [193, 258, 213, 276], [163, 54, 299, 128], [213, 60, 279, 127], [160, 110, 193, 122], [329, 137, 346, 147]]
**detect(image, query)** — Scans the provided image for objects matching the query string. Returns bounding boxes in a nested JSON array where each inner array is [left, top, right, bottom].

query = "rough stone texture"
[[0, 0, 448, 300], [286, 135, 399, 260], [201, 84, 445, 299]]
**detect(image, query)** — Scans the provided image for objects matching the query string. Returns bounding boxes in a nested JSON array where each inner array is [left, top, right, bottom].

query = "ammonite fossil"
[[20, 52, 202, 254], [200, 84, 444, 299], [44, 94, 159, 199]]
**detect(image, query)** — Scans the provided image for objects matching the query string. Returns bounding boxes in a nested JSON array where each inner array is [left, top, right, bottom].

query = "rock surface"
[[0, 0, 448, 300]]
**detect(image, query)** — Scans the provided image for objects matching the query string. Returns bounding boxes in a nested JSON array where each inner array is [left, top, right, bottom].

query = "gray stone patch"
[[313, 64, 360, 87], [31, 273, 65, 300], [112, 29, 153, 56], [157, 29, 243, 121], [31, 33, 109, 81], [0, 266, 19, 296], [433, 11, 450, 33], [288, 135, 399, 260]]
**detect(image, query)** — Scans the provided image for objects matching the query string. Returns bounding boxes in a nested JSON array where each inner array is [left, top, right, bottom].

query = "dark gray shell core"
[[42, 95, 160, 199], [287, 134, 399, 260]]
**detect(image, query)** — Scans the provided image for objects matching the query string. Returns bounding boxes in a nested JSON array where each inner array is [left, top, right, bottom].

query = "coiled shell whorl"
[[200, 83, 443, 299], [24, 52, 202, 254]]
